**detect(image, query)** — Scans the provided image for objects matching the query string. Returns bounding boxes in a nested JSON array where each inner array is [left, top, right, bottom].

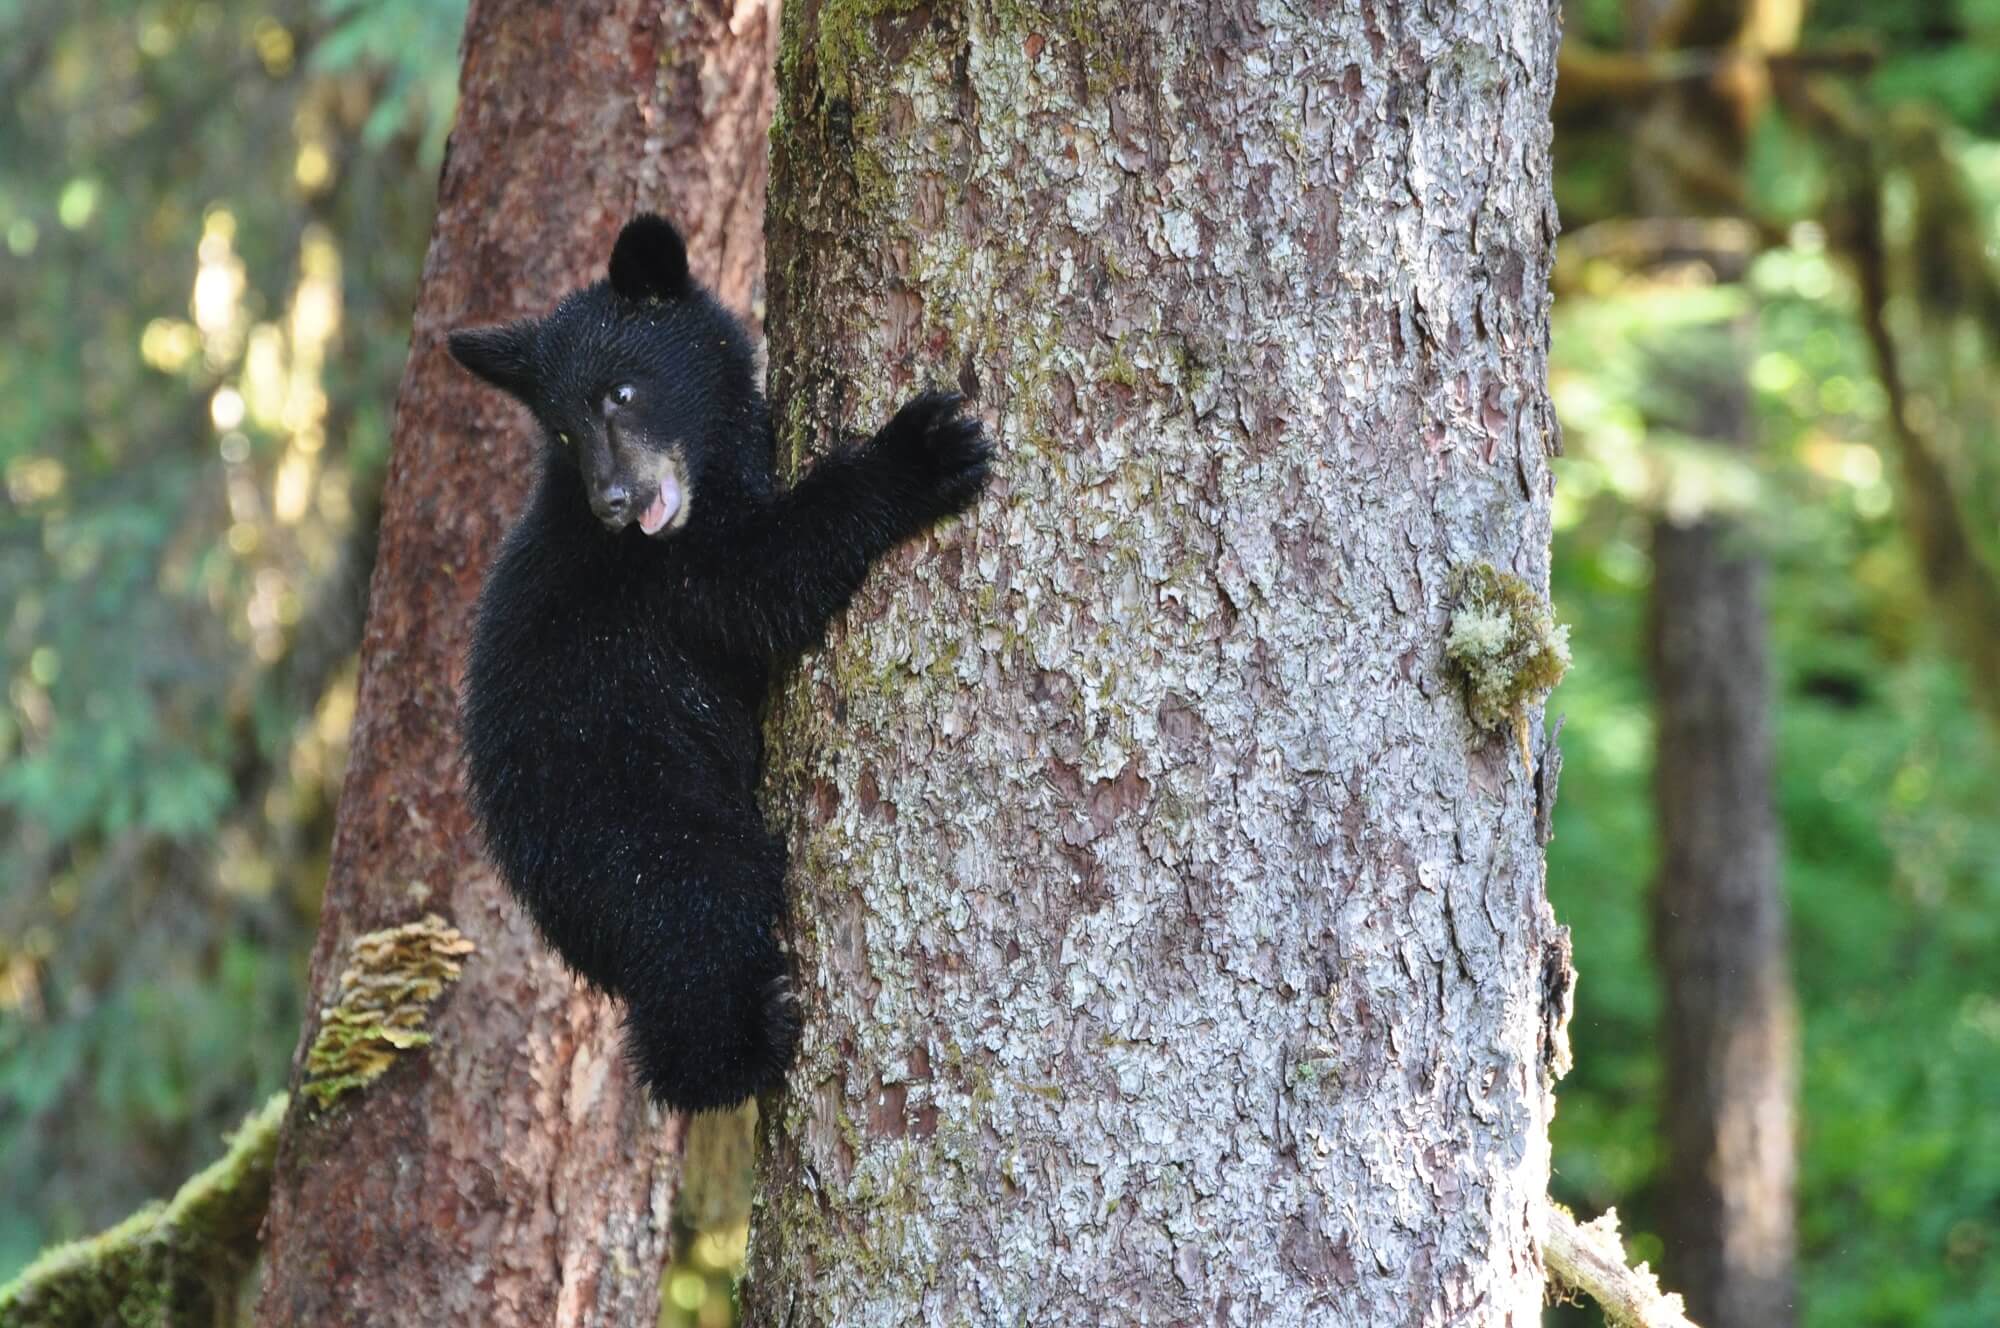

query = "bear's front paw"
[[872, 389, 995, 524]]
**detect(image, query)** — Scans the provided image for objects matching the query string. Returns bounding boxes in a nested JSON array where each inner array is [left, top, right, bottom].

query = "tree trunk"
[[1626, 2, 1803, 1317], [1648, 322, 1798, 1328], [743, 3, 1568, 1323], [253, 2, 775, 1324]]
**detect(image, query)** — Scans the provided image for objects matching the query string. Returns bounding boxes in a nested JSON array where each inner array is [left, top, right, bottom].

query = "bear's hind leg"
[[616, 840, 796, 1113]]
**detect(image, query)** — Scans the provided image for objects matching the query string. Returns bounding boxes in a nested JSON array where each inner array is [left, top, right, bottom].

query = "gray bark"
[[742, 2, 1568, 1323]]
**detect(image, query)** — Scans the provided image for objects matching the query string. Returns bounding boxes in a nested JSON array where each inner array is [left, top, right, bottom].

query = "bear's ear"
[[447, 320, 539, 400], [608, 214, 691, 303]]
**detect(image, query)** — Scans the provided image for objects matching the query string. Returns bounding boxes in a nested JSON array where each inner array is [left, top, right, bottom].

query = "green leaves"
[[0, 0, 459, 1284]]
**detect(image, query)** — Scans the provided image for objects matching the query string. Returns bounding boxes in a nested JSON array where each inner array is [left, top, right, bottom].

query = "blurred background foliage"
[[1, 1, 1997, 1326], [0, 0, 459, 1278], [1549, 0, 2000, 1324]]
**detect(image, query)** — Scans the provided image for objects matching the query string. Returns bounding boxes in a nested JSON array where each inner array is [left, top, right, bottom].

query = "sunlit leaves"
[[0, 0, 462, 1277]]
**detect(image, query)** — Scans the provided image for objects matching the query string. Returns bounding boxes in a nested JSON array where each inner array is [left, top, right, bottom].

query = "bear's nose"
[[596, 483, 632, 526]]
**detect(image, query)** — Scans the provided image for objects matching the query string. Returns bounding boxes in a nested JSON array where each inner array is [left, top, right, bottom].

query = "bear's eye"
[[604, 383, 636, 414]]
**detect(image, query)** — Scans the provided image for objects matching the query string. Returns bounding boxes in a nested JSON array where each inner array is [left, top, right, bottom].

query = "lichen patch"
[[1444, 564, 1571, 772]]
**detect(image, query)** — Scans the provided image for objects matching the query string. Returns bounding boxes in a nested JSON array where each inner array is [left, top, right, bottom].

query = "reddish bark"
[[254, 2, 776, 1324]]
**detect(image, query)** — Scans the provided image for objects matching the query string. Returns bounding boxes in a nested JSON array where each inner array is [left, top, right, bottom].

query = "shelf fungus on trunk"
[[300, 912, 475, 1110]]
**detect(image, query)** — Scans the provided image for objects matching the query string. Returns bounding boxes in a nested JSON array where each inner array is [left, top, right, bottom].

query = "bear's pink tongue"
[[638, 472, 681, 535]]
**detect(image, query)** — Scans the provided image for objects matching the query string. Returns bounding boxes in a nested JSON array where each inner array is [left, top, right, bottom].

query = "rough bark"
[[1648, 322, 1797, 1328], [253, 2, 776, 1325], [742, 2, 1567, 1324]]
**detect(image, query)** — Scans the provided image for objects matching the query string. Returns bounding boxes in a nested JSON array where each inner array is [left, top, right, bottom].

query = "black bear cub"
[[450, 215, 992, 1112]]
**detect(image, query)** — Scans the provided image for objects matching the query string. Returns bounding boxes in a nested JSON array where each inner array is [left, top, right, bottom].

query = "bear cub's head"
[[447, 214, 757, 538]]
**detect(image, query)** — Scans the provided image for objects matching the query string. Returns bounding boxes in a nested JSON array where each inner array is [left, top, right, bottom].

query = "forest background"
[[1, 1, 1996, 1324]]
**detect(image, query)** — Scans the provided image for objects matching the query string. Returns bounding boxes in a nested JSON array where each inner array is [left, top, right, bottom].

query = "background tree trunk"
[[1648, 321, 1798, 1328], [1626, 2, 1802, 1320], [253, 2, 775, 1324], [742, 2, 1567, 1323]]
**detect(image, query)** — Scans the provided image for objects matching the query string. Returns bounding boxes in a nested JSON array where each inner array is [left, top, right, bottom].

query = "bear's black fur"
[[449, 215, 992, 1112]]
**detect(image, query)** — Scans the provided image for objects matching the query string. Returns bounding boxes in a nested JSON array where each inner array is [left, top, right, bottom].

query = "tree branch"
[[1556, 39, 1874, 115], [1543, 1200, 1703, 1328], [0, 1094, 287, 1325], [1553, 216, 1775, 293], [1788, 83, 2000, 732], [1849, 219, 2000, 729]]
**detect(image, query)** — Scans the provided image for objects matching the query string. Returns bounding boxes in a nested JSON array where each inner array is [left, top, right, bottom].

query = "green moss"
[[0, 1093, 287, 1326], [843, 99, 899, 212], [837, 1103, 865, 1158], [1101, 337, 1140, 389], [986, 0, 1134, 95], [782, 0, 924, 104], [1290, 1056, 1340, 1093], [778, 386, 814, 442], [770, 0, 950, 248], [1443, 564, 1571, 771], [300, 911, 475, 1110], [923, 639, 966, 677]]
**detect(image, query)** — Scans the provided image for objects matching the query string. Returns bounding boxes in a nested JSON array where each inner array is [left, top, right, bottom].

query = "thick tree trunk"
[[253, 3, 775, 1324], [742, 3, 1567, 1323], [1649, 324, 1798, 1328]]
